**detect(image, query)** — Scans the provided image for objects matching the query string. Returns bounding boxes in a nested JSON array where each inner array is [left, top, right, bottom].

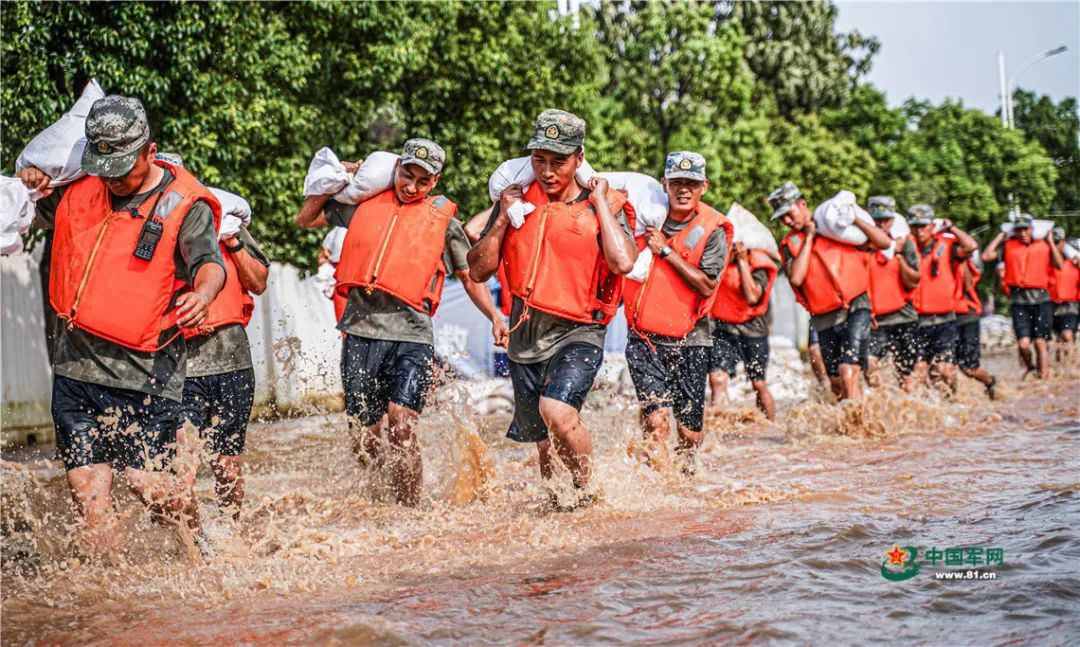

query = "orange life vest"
[[182, 243, 256, 338], [781, 232, 869, 315], [868, 238, 913, 316], [334, 189, 457, 316], [911, 235, 959, 315], [1050, 258, 1080, 303], [623, 205, 732, 336], [50, 160, 222, 352], [501, 182, 635, 325], [954, 258, 983, 316], [711, 248, 778, 325], [1003, 238, 1052, 290]]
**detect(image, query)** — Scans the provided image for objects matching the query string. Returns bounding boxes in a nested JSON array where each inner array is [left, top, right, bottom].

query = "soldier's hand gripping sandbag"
[[15, 79, 105, 187], [487, 156, 597, 227], [812, 190, 875, 245]]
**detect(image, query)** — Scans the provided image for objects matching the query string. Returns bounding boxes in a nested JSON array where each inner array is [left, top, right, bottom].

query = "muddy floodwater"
[[2, 354, 1078, 645]]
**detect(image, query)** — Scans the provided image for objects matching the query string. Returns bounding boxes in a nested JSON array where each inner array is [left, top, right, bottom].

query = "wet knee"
[[539, 398, 577, 437]]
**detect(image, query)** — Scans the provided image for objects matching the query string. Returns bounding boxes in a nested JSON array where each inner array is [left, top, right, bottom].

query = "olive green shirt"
[[186, 228, 270, 377], [781, 241, 870, 332], [481, 190, 634, 364], [875, 238, 920, 328], [324, 198, 471, 347], [716, 268, 773, 339], [1054, 301, 1079, 317], [34, 170, 224, 401], [633, 214, 728, 347]]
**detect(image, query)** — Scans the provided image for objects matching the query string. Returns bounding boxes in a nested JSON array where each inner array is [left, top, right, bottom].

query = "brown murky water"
[[2, 355, 1078, 645]]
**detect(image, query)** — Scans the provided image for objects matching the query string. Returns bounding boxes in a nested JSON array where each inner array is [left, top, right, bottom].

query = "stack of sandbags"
[[727, 202, 778, 255], [15, 80, 105, 188], [812, 190, 874, 245], [0, 177, 38, 255], [303, 148, 400, 204]]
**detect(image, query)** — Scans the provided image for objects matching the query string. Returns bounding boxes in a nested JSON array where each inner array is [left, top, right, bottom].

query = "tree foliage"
[[2, 0, 1074, 266]]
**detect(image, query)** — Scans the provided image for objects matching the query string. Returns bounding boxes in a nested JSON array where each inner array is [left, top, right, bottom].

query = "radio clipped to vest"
[[132, 188, 168, 261]]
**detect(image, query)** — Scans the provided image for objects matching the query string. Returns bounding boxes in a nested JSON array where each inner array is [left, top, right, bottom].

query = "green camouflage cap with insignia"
[[81, 95, 151, 178], [400, 138, 445, 174], [767, 181, 802, 220], [867, 195, 898, 220], [907, 203, 935, 226], [1052, 226, 1066, 241], [1012, 212, 1034, 229], [664, 151, 707, 182], [527, 109, 585, 155]]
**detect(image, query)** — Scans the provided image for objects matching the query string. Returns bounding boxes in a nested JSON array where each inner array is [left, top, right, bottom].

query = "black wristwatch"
[[224, 238, 245, 253], [659, 245, 673, 259]]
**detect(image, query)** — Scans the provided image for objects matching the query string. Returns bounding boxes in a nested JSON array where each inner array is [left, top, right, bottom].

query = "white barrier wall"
[[2, 255, 805, 430]]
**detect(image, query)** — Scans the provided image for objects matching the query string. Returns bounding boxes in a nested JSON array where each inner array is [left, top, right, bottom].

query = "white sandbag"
[[1, 176, 39, 256], [812, 190, 874, 246], [598, 172, 667, 236], [888, 216, 910, 240], [209, 187, 252, 226], [726, 202, 778, 254], [487, 156, 597, 228], [313, 261, 337, 300], [321, 226, 348, 264], [1000, 219, 1054, 240], [1064, 241, 1080, 262], [627, 247, 653, 283], [303, 147, 350, 197], [335, 151, 400, 204], [15, 80, 105, 187], [218, 215, 243, 240]]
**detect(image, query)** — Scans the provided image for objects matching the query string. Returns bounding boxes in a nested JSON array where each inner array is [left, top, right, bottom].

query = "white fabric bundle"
[[487, 156, 597, 228], [1001, 219, 1054, 240], [598, 172, 667, 236], [303, 148, 401, 204], [727, 202, 778, 254], [1, 176, 40, 256], [313, 262, 337, 300], [889, 216, 911, 240], [1064, 240, 1080, 262], [16, 80, 105, 187], [321, 226, 348, 264], [812, 190, 874, 246], [303, 147, 350, 197], [209, 187, 252, 240]]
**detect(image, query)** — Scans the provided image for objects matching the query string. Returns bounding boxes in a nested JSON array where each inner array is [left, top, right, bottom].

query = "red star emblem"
[[886, 544, 907, 566]]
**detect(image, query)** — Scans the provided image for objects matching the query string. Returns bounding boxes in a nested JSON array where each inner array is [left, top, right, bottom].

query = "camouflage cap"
[[767, 181, 802, 220], [1052, 226, 1066, 241], [664, 151, 707, 182], [867, 195, 898, 220], [527, 109, 585, 155], [155, 152, 184, 168], [81, 95, 151, 178], [400, 138, 445, 175], [907, 203, 935, 226], [1013, 212, 1034, 229]]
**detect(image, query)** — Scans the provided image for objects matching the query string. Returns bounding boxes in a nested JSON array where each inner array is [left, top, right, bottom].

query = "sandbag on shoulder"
[[303, 147, 350, 197], [16, 79, 105, 187], [598, 172, 667, 236], [812, 190, 874, 245], [487, 156, 596, 227], [336, 151, 400, 204], [727, 202, 778, 254], [889, 216, 911, 240], [209, 187, 252, 240], [1001, 218, 1054, 240], [1, 176, 39, 256]]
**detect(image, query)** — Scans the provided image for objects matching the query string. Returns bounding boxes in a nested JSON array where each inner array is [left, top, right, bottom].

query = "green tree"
[[1012, 89, 1080, 214]]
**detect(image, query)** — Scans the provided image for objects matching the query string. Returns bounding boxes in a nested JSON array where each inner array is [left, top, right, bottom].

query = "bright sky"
[[835, 1, 1080, 113]]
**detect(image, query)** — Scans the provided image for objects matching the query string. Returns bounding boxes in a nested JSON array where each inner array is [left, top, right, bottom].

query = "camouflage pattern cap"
[[1052, 226, 1066, 241], [664, 151, 707, 182], [1012, 213, 1034, 229], [907, 203, 935, 226], [527, 109, 585, 155], [400, 138, 445, 174], [155, 152, 184, 168], [81, 95, 151, 178], [767, 181, 802, 220], [867, 195, 898, 220]]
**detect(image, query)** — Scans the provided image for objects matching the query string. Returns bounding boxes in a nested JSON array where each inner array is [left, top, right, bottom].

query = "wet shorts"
[[709, 329, 770, 383], [955, 319, 981, 370], [816, 308, 871, 377], [507, 342, 603, 443], [917, 321, 958, 365], [626, 337, 709, 432], [867, 322, 918, 376], [808, 324, 820, 347], [1053, 313, 1078, 336], [50, 375, 179, 472], [1011, 302, 1053, 341], [179, 368, 255, 456], [341, 335, 435, 427]]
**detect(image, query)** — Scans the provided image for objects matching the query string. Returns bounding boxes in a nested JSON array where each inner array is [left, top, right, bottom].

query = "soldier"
[[1049, 227, 1079, 365], [295, 139, 507, 506], [623, 152, 732, 469], [17, 96, 224, 549], [467, 110, 637, 508]]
